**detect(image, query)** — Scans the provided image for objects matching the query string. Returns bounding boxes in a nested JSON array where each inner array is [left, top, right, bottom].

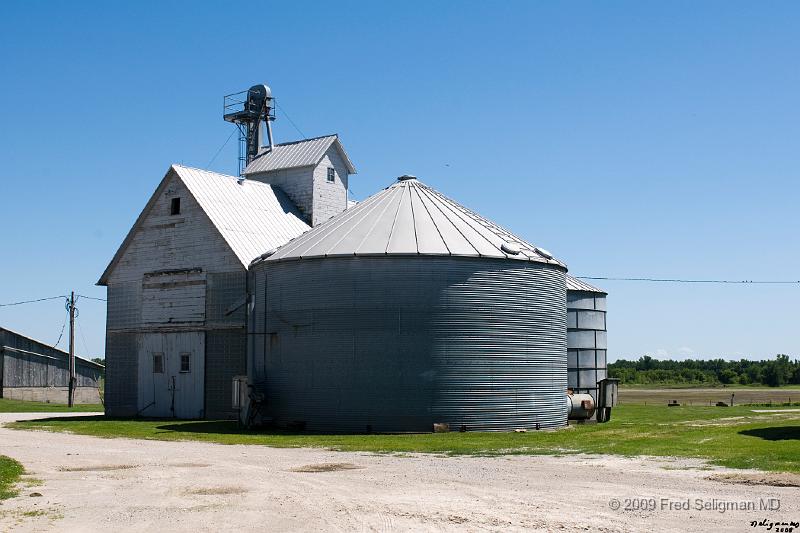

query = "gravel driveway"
[[1, 412, 797, 532]]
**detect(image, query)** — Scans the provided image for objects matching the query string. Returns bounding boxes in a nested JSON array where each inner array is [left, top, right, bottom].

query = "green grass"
[[0, 456, 24, 500], [0, 398, 104, 413], [8, 405, 800, 473], [621, 383, 800, 390]]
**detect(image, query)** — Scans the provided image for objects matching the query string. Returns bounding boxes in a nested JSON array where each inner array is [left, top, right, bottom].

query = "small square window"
[[153, 353, 164, 374], [180, 353, 191, 373], [170, 197, 181, 215], [326, 167, 335, 183]]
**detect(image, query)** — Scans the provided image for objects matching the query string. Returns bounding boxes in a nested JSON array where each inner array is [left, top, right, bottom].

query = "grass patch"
[[0, 398, 103, 413], [0, 456, 24, 500], [8, 405, 800, 473], [620, 384, 800, 390]]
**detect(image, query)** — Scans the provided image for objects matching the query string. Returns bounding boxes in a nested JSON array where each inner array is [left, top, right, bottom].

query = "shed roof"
[[259, 177, 566, 267], [0, 326, 105, 369], [98, 165, 310, 285], [243, 134, 357, 175], [566, 275, 607, 294]]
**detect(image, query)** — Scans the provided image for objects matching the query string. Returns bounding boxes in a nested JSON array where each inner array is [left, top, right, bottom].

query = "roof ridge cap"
[[172, 164, 239, 180], [273, 134, 337, 147]]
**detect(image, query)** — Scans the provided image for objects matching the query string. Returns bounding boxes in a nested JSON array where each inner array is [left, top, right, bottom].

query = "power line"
[[76, 294, 106, 302], [2, 275, 796, 313], [276, 102, 307, 140], [0, 295, 66, 307], [576, 276, 800, 285]]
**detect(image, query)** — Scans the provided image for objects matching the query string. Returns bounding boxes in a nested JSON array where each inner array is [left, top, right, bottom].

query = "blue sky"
[[0, 1, 797, 361]]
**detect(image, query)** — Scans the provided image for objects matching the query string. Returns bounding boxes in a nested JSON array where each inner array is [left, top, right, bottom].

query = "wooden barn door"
[[138, 332, 204, 419]]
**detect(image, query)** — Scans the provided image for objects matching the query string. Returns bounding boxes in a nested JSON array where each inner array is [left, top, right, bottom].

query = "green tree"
[[764, 354, 792, 387]]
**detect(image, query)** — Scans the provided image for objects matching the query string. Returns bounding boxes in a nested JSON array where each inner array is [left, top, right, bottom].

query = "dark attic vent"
[[170, 197, 181, 215]]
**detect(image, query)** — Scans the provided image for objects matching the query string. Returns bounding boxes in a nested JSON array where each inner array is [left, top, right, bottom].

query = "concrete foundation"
[[2, 386, 102, 405]]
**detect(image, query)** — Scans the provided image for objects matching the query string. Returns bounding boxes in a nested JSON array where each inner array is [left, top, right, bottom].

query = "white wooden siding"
[[142, 270, 206, 325], [107, 173, 242, 284], [247, 166, 315, 224], [311, 148, 350, 226]]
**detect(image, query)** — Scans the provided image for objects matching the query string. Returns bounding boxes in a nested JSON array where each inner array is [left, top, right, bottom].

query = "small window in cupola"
[[326, 167, 335, 183], [170, 197, 181, 215]]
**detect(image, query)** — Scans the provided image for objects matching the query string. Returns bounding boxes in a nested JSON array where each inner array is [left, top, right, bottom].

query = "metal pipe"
[[266, 120, 274, 150]]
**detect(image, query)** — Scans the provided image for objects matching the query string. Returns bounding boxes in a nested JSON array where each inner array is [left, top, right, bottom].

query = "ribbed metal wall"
[[567, 290, 607, 400], [205, 272, 247, 419], [250, 256, 567, 432], [205, 330, 246, 419]]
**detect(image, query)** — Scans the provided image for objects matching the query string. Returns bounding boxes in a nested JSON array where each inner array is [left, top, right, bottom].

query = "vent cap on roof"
[[501, 242, 521, 255], [397, 174, 417, 181]]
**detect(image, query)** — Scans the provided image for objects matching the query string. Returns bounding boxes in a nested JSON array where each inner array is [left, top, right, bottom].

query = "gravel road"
[[1, 413, 797, 532]]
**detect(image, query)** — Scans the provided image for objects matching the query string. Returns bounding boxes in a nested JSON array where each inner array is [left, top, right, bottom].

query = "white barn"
[[99, 135, 356, 418]]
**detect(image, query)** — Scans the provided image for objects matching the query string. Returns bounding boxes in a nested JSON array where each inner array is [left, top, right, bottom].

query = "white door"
[[138, 332, 205, 419]]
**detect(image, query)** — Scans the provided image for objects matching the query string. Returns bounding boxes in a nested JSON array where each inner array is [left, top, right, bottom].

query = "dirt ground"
[[619, 387, 799, 406], [1, 413, 798, 532]]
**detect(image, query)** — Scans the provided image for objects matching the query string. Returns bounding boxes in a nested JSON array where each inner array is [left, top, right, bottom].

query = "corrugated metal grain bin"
[[248, 176, 568, 432], [566, 276, 608, 400]]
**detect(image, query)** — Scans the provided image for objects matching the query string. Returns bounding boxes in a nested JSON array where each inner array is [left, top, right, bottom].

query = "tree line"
[[609, 354, 799, 387]]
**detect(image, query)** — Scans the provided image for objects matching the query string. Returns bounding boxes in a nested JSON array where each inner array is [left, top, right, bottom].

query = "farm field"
[[619, 386, 800, 406]]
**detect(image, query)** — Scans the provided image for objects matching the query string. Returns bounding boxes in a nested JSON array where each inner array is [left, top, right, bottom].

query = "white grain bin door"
[[137, 332, 204, 419]]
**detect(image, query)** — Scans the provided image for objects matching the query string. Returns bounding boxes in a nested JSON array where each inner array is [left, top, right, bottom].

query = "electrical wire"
[[0, 295, 66, 307], [575, 276, 799, 285], [276, 102, 307, 140], [76, 294, 106, 302], [205, 128, 237, 169], [53, 305, 69, 349]]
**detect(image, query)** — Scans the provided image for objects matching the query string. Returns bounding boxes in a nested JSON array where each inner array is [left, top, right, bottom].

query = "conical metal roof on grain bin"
[[263, 176, 566, 267]]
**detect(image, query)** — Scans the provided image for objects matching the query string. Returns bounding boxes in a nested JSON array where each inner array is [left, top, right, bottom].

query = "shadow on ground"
[[156, 421, 250, 434], [739, 426, 800, 441]]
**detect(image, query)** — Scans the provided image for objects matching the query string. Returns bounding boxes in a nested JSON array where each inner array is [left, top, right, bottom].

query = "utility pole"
[[68, 291, 76, 408]]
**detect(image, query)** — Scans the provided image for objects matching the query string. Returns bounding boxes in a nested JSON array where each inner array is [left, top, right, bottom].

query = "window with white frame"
[[326, 167, 335, 183]]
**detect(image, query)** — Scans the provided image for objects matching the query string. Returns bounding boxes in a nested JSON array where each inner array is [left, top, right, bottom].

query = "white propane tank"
[[567, 393, 596, 420]]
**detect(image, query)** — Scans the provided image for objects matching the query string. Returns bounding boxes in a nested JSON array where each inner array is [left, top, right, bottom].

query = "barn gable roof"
[[242, 134, 357, 175], [97, 165, 310, 285]]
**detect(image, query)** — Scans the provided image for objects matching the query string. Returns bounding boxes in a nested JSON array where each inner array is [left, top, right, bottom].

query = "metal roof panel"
[[175, 165, 310, 266], [242, 135, 357, 175], [566, 275, 607, 293], [265, 177, 566, 268]]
